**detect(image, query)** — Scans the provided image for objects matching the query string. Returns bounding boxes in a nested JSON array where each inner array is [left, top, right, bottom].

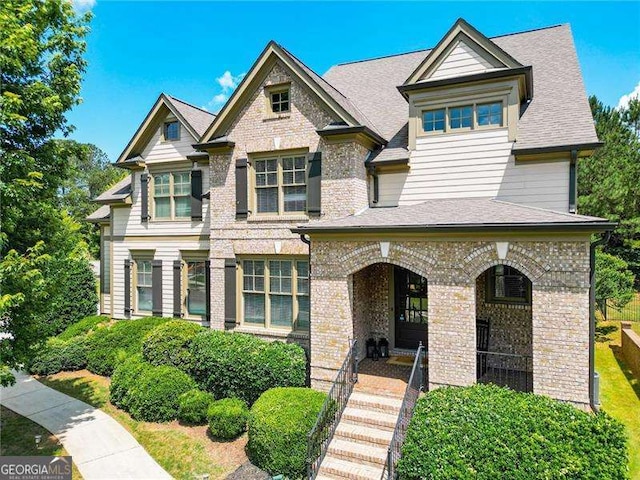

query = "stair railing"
[[382, 342, 426, 480], [306, 339, 358, 480]]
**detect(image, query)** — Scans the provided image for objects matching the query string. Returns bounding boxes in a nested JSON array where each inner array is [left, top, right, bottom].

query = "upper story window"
[[164, 121, 180, 141], [270, 89, 290, 114], [253, 155, 306, 215], [153, 172, 191, 220], [421, 101, 503, 135], [486, 265, 531, 304]]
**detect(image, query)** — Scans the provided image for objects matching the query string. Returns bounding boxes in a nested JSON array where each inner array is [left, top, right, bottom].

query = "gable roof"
[[323, 23, 598, 152], [200, 41, 382, 143], [116, 93, 215, 164]]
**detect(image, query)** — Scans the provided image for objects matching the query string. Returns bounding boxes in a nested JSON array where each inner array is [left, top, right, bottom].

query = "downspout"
[[300, 233, 312, 386], [589, 230, 611, 411]]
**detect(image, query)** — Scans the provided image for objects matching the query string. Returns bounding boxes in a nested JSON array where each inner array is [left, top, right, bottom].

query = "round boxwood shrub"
[[109, 355, 148, 409], [207, 398, 249, 439], [397, 384, 628, 480], [86, 317, 169, 376], [189, 331, 307, 405], [29, 336, 90, 375], [58, 315, 108, 341], [127, 364, 197, 422], [142, 320, 203, 370], [248, 387, 326, 478], [177, 389, 215, 425]]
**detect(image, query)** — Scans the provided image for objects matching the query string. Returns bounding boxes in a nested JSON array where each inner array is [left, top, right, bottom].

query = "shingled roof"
[[93, 176, 132, 204], [165, 95, 215, 138], [323, 24, 598, 153]]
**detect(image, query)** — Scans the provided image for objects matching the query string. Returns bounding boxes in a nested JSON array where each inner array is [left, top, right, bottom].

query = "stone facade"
[[309, 237, 592, 407]]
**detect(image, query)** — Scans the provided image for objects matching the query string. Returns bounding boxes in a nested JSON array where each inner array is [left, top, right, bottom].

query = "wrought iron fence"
[[382, 342, 426, 480], [306, 339, 358, 480], [476, 350, 533, 393], [601, 292, 640, 322]]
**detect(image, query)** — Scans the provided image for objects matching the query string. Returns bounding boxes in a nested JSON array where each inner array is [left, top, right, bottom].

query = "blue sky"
[[66, 1, 640, 162]]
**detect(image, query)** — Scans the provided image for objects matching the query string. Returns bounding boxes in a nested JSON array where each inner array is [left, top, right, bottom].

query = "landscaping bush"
[[248, 387, 326, 478], [127, 364, 197, 422], [109, 355, 148, 409], [142, 320, 203, 370], [397, 384, 628, 480], [85, 317, 169, 376], [177, 389, 215, 425], [189, 331, 307, 404], [29, 336, 90, 375], [58, 315, 108, 340], [207, 398, 249, 439]]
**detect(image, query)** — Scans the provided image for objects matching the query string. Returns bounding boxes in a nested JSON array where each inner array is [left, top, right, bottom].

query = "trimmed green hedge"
[[29, 336, 90, 375], [177, 389, 215, 425], [397, 384, 628, 480], [86, 317, 169, 376], [142, 320, 203, 370], [207, 398, 249, 439], [58, 315, 108, 341], [189, 331, 307, 405], [109, 355, 147, 409], [127, 364, 197, 422], [248, 387, 326, 478]]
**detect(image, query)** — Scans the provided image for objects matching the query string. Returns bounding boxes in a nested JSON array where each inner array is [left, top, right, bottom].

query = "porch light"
[[378, 338, 389, 358], [366, 338, 377, 359]]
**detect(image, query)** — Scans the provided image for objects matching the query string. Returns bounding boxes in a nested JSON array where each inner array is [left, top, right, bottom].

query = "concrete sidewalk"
[[1, 371, 172, 480]]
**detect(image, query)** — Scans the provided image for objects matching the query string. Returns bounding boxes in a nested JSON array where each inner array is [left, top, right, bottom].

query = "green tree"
[[579, 96, 640, 282], [595, 250, 636, 310]]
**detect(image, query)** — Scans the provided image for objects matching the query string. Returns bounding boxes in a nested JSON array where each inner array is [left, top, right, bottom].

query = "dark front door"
[[394, 266, 428, 350]]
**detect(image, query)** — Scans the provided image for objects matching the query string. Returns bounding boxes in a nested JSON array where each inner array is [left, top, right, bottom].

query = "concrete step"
[[328, 438, 388, 467], [342, 406, 398, 431], [318, 455, 385, 480], [348, 392, 403, 414], [334, 422, 394, 447]]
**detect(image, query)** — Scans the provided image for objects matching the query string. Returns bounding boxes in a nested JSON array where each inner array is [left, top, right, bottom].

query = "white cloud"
[[617, 81, 640, 110], [206, 70, 246, 112], [71, 0, 96, 12]]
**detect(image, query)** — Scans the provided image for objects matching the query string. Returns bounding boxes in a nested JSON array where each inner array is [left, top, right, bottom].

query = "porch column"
[[532, 286, 590, 407], [428, 282, 476, 389], [310, 276, 354, 392]]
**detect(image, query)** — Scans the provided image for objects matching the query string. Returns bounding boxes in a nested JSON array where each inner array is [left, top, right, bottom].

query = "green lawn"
[[0, 406, 83, 479], [37, 371, 245, 480], [596, 321, 640, 478]]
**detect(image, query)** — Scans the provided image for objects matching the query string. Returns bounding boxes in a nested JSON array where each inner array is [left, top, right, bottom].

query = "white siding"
[[374, 172, 408, 207], [429, 41, 497, 80], [395, 129, 569, 212], [141, 115, 197, 164], [112, 239, 209, 319]]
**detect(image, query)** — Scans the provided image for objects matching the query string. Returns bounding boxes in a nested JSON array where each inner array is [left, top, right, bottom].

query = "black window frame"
[[485, 265, 531, 305], [163, 121, 180, 141]]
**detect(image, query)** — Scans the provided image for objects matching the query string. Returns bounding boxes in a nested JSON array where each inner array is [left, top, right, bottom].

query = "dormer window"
[[449, 105, 473, 129], [270, 88, 290, 114], [164, 121, 180, 141], [422, 108, 445, 132], [420, 100, 504, 135], [477, 102, 503, 126]]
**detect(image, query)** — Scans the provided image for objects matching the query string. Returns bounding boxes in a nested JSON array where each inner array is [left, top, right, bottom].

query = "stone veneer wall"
[[310, 238, 592, 407], [352, 264, 391, 360]]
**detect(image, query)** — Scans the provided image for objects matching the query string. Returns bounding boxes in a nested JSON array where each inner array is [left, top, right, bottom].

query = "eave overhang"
[[513, 142, 604, 160], [316, 125, 387, 148], [115, 156, 145, 170], [193, 138, 236, 153]]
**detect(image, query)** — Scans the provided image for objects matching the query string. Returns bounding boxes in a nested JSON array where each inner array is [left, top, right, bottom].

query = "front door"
[[394, 266, 428, 350]]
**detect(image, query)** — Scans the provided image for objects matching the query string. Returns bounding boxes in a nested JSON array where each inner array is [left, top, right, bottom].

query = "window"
[[421, 101, 503, 134], [164, 121, 180, 141], [153, 172, 191, 219], [254, 155, 306, 215], [101, 237, 111, 294], [486, 265, 531, 304], [136, 260, 153, 311], [270, 89, 290, 113], [186, 261, 206, 316], [241, 258, 309, 330]]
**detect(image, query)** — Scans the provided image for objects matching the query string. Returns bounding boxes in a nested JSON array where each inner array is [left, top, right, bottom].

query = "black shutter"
[[140, 173, 149, 223], [307, 151, 322, 215], [235, 158, 248, 219], [124, 259, 131, 317], [569, 150, 577, 214], [224, 258, 236, 329], [205, 260, 211, 322], [152, 259, 163, 316], [191, 170, 203, 221], [173, 260, 182, 318]]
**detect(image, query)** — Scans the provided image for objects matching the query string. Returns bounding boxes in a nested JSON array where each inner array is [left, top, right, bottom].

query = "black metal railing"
[[477, 350, 533, 393], [307, 339, 358, 480], [382, 342, 426, 480]]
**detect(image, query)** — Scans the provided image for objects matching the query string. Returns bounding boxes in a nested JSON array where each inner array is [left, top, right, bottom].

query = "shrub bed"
[[85, 317, 169, 376], [207, 398, 249, 439], [177, 389, 215, 425], [248, 387, 326, 478], [142, 320, 203, 370], [109, 355, 148, 409], [397, 384, 628, 480], [189, 331, 306, 404], [58, 315, 108, 340], [29, 336, 90, 375], [127, 364, 197, 422]]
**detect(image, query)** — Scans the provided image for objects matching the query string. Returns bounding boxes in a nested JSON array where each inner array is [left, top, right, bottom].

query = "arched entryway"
[[475, 264, 533, 392]]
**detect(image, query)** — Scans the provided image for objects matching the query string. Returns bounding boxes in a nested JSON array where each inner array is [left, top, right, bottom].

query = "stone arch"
[[462, 243, 550, 284], [338, 242, 436, 280]]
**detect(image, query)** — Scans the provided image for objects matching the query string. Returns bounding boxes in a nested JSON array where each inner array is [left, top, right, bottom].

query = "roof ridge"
[[330, 23, 567, 68], [166, 94, 216, 117]]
